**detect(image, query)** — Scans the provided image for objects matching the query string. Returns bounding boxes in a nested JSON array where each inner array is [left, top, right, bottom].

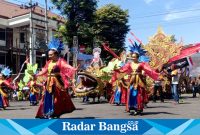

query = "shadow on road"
[[61, 117, 97, 119], [4, 107, 30, 110], [75, 108, 84, 110], [178, 102, 191, 104], [142, 111, 178, 116], [81, 101, 108, 105], [147, 106, 173, 108]]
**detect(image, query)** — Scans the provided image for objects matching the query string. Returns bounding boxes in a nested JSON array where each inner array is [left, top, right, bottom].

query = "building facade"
[[0, 0, 64, 73]]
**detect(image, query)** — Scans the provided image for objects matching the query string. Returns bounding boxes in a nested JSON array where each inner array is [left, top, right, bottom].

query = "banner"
[[0, 119, 199, 135], [163, 57, 190, 71]]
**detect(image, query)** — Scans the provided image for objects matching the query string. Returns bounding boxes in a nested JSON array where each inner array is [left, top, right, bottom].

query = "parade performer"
[[113, 51, 127, 105], [19, 63, 41, 105], [117, 43, 160, 115], [35, 38, 76, 118], [0, 67, 14, 109], [106, 51, 128, 105], [110, 78, 128, 105], [27, 77, 43, 106]]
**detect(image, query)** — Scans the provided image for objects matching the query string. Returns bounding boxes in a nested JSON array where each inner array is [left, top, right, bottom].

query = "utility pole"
[[29, 0, 34, 64], [73, 36, 78, 68], [20, 1, 38, 64], [45, 0, 48, 46]]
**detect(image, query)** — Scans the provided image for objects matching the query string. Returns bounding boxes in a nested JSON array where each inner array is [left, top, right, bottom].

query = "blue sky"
[[8, 0, 200, 45]]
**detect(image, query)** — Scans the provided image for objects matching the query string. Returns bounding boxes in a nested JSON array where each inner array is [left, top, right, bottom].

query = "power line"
[[132, 15, 200, 26], [132, 19, 200, 30], [133, 8, 200, 19]]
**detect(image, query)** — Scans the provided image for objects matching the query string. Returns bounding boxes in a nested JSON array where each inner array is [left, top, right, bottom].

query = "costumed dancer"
[[108, 51, 128, 105], [118, 44, 160, 115], [27, 64, 43, 106], [0, 67, 14, 109], [35, 38, 76, 118], [19, 63, 41, 105], [28, 77, 43, 106]]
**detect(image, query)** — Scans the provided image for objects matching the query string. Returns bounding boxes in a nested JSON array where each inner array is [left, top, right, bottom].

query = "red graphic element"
[[102, 43, 119, 59], [169, 43, 200, 62], [130, 32, 143, 44]]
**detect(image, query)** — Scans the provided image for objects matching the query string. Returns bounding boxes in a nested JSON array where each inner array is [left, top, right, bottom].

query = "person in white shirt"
[[170, 64, 179, 104]]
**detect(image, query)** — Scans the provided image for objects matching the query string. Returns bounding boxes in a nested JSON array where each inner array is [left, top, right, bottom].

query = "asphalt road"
[[1, 94, 200, 119]]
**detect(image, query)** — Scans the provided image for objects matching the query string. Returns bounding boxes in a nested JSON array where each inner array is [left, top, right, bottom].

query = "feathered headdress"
[[48, 38, 64, 53], [128, 42, 150, 62], [1, 67, 12, 76]]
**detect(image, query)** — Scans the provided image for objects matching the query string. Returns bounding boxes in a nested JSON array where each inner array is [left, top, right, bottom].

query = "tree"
[[51, 0, 97, 49], [94, 4, 129, 61], [170, 35, 177, 43]]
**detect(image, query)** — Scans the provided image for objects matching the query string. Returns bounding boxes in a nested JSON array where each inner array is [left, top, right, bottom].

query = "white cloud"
[[164, 2, 200, 21], [164, 9, 200, 21], [144, 0, 154, 4], [165, 1, 174, 10]]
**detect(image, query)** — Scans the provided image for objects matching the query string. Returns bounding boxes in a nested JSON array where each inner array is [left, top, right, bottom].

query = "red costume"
[[0, 79, 14, 109], [115, 62, 159, 113], [35, 58, 76, 118]]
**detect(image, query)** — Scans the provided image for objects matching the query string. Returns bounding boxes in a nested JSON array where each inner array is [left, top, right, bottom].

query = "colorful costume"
[[35, 38, 76, 118], [27, 80, 42, 105], [76, 47, 104, 103], [0, 67, 14, 109], [117, 43, 159, 114], [19, 63, 41, 105], [104, 52, 128, 105]]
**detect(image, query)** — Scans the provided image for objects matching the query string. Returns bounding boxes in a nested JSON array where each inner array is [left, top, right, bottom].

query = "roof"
[[0, 0, 65, 22]]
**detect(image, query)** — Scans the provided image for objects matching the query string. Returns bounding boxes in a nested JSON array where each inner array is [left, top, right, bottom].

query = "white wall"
[[0, 18, 8, 26]]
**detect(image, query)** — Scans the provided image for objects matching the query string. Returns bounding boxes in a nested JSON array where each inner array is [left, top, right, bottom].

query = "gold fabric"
[[129, 63, 146, 89], [0, 80, 8, 97], [46, 77, 65, 93], [30, 81, 40, 94]]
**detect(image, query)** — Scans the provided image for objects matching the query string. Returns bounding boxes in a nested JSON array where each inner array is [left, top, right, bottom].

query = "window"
[[0, 54, 5, 65], [20, 33, 25, 43], [0, 28, 5, 41]]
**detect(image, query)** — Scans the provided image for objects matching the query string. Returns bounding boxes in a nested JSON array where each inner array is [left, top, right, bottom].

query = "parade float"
[[74, 47, 113, 102], [143, 27, 182, 95], [144, 27, 200, 94]]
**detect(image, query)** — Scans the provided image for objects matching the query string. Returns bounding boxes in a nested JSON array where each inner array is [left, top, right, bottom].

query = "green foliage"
[[170, 35, 177, 43], [51, 1, 129, 63], [51, 0, 97, 48], [94, 4, 129, 62], [85, 47, 93, 54]]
